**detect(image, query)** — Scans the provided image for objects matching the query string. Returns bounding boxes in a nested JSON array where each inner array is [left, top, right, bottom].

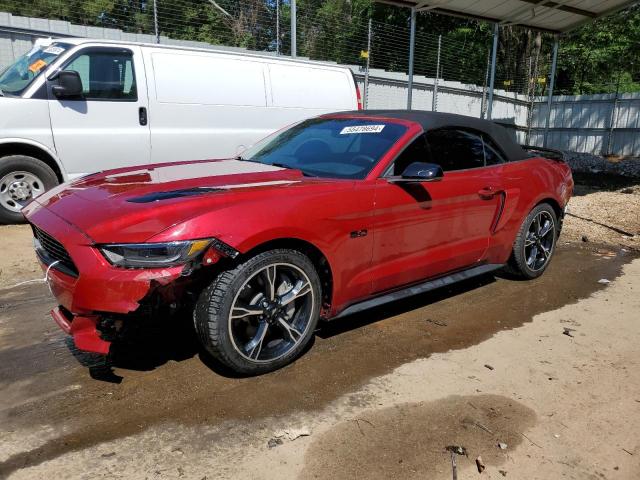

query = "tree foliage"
[[1, 0, 638, 94], [556, 5, 640, 94]]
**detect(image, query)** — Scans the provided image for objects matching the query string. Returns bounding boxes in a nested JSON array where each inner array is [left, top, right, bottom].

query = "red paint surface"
[[23, 114, 573, 355], [51, 307, 111, 354]]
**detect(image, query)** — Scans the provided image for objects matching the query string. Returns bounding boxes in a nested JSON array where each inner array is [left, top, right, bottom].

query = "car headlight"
[[99, 239, 212, 268]]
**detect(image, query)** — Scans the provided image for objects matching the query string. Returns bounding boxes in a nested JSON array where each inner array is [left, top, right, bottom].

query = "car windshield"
[[241, 118, 408, 179], [0, 42, 72, 96]]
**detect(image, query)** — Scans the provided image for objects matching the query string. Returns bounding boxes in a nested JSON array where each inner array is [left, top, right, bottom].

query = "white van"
[[0, 38, 361, 222]]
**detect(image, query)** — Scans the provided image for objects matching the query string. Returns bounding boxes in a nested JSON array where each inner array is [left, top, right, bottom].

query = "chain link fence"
[[1, 1, 638, 156]]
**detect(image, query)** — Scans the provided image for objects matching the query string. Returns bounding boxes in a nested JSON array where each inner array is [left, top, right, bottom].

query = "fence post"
[[363, 18, 372, 109], [526, 33, 542, 145], [407, 7, 416, 110], [291, 0, 297, 57], [486, 23, 499, 120], [480, 49, 490, 118], [606, 74, 622, 155], [432, 34, 441, 112], [153, 0, 160, 43], [543, 37, 559, 147], [276, 0, 280, 55]]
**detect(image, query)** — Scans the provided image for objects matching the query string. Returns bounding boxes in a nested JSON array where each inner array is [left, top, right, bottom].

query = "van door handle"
[[138, 107, 148, 126]]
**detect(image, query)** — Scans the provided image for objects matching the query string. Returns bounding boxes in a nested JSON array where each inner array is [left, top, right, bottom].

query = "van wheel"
[[194, 249, 321, 375], [0, 155, 58, 224]]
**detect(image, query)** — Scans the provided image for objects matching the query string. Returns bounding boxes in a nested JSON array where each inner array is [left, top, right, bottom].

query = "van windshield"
[[241, 118, 408, 180], [0, 42, 72, 96]]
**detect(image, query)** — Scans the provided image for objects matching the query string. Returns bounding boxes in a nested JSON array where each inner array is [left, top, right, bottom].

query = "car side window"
[[389, 133, 430, 176], [482, 134, 507, 166], [63, 50, 137, 101], [426, 128, 485, 171]]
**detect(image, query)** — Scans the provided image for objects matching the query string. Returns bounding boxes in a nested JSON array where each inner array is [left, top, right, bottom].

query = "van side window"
[[426, 128, 485, 171], [482, 134, 507, 165], [63, 50, 137, 101]]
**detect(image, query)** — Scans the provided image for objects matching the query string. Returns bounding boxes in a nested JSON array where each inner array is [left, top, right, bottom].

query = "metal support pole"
[[363, 18, 372, 109], [606, 72, 622, 155], [407, 7, 416, 110], [486, 23, 499, 120], [480, 49, 490, 118], [543, 37, 559, 147], [276, 0, 280, 55], [153, 0, 160, 44], [432, 34, 441, 111], [291, 0, 297, 57]]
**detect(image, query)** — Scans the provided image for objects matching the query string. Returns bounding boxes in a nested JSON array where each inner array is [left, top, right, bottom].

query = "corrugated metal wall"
[[360, 74, 528, 122], [530, 93, 640, 156], [1, 11, 638, 157], [355, 75, 529, 144]]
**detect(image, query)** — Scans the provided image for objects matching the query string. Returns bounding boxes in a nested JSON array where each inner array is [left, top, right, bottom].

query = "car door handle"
[[139, 107, 148, 126], [478, 187, 501, 199]]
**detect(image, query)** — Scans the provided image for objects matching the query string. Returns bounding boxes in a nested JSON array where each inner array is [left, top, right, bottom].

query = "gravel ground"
[[563, 151, 640, 178], [557, 150, 640, 250], [562, 183, 640, 251]]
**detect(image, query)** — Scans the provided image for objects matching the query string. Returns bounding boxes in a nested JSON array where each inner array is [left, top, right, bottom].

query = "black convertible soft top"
[[332, 110, 528, 163]]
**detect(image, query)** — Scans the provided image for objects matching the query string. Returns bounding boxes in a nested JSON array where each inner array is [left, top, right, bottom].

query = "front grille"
[[32, 225, 79, 277]]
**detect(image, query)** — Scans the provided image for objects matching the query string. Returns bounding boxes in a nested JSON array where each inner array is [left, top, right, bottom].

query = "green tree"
[[556, 4, 640, 94], [1, 0, 638, 94]]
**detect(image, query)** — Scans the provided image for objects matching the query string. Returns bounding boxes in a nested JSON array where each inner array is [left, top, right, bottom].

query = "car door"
[[369, 129, 504, 294], [47, 46, 150, 177]]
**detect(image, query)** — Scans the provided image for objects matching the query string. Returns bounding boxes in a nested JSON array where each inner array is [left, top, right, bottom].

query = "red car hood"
[[31, 159, 311, 243]]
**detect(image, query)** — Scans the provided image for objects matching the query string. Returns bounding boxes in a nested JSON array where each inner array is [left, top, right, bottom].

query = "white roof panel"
[[380, 0, 638, 33]]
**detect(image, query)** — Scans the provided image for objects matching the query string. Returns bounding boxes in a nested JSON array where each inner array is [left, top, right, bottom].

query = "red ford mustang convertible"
[[24, 111, 573, 374]]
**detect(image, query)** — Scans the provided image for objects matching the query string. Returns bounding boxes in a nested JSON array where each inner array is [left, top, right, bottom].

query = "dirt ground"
[[562, 177, 640, 250], [1, 177, 639, 479], [0, 225, 40, 289]]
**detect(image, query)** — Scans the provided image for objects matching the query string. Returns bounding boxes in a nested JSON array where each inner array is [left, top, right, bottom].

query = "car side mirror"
[[51, 70, 83, 99], [388, 162, 443, 183]]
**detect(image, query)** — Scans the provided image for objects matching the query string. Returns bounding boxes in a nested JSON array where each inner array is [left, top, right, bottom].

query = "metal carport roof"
[[378, 1, 638, 34], [372, 0, 639, 143]]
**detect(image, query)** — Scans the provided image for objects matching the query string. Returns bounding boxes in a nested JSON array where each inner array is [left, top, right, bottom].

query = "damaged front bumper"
[[24, 201, 185, 355], [51, 306, 111, 354]]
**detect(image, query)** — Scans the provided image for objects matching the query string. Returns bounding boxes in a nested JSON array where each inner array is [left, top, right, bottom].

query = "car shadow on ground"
[[71, 272, 498, 382], [67, 313, 203, 382], [316, 273, 496, 339]]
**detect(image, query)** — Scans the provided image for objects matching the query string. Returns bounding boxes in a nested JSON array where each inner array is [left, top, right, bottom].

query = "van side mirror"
[[388, 162, 444, 183], [52, 70, 83, 99]]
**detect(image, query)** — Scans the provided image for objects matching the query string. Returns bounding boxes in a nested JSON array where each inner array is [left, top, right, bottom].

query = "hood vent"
[[127, 187, 223, 203]]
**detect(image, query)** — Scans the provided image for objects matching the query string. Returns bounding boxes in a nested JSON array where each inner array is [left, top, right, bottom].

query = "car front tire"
[[506, 203, 558, 279], [194, 249, 321, 375]]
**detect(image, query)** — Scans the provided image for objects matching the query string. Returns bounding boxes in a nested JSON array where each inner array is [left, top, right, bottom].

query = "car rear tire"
[[506, 203, 558, 279], [194, 249, 321, 375], [0, 155, 59, 224]]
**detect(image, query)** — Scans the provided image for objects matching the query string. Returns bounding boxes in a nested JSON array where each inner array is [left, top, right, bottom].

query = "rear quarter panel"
[[485, 157, 573, 263]]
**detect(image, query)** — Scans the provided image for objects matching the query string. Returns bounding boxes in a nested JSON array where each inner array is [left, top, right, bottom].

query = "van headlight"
[[99, 240, 212, 268]]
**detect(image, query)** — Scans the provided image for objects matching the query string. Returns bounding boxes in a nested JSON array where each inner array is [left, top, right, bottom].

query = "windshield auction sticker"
[[43, 46, 65, 55], [28, 59, 47, 73], [340, 125, 386, 134]]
